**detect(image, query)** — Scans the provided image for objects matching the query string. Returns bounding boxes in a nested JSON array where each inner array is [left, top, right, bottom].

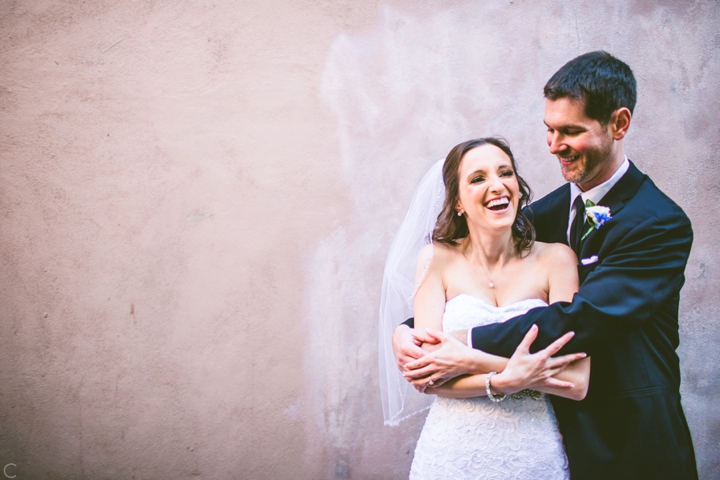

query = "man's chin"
[[560, 165, 585, 184], [560, 171, 578, 184]]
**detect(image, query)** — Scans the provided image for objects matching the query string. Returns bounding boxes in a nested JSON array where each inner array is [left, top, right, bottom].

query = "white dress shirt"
[[566, 157, 629, 243]]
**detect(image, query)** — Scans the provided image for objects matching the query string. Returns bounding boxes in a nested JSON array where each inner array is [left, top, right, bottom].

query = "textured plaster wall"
[[0, 0, 718, 478]]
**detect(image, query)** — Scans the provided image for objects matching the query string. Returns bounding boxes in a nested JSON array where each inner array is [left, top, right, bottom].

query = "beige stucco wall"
[[1, 1, 718, 478]]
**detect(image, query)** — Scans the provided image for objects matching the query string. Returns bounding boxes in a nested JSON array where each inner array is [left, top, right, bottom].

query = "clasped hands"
[[392, 324, 585, 394]]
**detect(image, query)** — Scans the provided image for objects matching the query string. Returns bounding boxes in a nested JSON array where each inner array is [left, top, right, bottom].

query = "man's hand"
[[402, 328, 474, 389], [392, 324, 438, 372]]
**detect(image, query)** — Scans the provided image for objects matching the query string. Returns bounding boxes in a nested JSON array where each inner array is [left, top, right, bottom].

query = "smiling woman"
[[382, 137, 590, 479], [457, 145, 521, 235], [432, 138, 535, 254]]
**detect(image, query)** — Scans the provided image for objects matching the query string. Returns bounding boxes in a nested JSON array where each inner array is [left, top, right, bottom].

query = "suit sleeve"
[[471, 209, 693, 357]]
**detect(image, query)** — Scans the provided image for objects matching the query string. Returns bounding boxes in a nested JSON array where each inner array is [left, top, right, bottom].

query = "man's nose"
[[547, 132, 564, 154]]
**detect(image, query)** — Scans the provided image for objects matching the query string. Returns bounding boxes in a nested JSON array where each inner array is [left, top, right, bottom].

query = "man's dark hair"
[[544, 51, 637, 125]]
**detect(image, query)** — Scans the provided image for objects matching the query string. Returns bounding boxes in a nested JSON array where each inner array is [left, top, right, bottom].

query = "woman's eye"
[[500, 170, 514, 177], [470, 176, 484, 183]]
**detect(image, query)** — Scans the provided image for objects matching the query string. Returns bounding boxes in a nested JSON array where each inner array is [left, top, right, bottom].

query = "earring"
[[457, 211, 463, 216]]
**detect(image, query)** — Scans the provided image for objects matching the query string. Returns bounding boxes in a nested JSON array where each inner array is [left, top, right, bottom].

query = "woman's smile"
[[455, 144, 520, 228], [485, 196, 511, 212]]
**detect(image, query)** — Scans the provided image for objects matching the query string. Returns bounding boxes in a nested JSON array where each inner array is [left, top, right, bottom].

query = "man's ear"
[[610, 107, 632, 140]]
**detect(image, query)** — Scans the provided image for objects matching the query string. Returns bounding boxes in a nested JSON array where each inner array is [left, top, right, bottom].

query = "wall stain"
[[186, 213, 215, 222]]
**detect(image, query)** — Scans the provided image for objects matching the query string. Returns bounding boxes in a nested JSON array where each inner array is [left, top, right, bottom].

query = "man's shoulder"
[[526, 183, 570, 218], [521, 183, 570, 243], [622, 165, 690, 224], [527, 163, 690, 222]]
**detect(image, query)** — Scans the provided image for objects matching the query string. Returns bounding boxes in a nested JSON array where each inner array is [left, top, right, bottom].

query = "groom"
[[394, 51, 697, 479]]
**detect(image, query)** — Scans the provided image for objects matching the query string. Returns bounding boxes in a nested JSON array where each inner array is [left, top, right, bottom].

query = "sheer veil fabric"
[[379, 159, 445, 426]]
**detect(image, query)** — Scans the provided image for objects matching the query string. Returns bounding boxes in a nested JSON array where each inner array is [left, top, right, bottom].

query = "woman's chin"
[[472, 218, 515, 235], [467, 209, 517, 232], [485, 208, 516, 224]]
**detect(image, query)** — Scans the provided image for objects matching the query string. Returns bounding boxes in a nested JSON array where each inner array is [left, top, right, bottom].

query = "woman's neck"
[[462, 228, 516, 268]]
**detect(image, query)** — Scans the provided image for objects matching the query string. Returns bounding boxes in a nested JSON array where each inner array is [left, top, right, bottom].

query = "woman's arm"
[[427, 244, 590, 401], [424, 373, 492, 398], [410, 245, 509, 385], [426, 326, 585, 399], [520, 244, 589, 400], [412, 244, 446, 333], [543, 244, 590, 400], [404, 330, 509, 390]]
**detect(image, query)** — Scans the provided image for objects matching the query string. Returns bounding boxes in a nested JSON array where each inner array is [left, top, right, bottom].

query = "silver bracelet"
[[485, 372, 507, 403]]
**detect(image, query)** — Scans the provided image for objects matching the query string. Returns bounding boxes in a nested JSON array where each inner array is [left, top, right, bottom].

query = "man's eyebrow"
[[544, 121, 583, 130]]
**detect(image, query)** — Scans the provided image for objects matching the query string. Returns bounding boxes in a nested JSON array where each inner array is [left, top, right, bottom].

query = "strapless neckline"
[[446, 294, 548, 309], [441, 295, 547, 332]]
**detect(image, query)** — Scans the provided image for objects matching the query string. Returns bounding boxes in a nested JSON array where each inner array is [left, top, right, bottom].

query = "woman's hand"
[[403, 329, 491, 391], [392, 324, 439, 372], [491, 325, 587, 395]]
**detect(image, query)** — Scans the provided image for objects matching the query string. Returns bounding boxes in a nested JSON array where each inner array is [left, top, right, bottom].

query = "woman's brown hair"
[[432, 137, 535, 253]]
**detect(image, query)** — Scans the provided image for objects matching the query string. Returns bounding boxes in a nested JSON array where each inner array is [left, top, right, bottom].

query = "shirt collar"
[[569, 157, 630, 208]]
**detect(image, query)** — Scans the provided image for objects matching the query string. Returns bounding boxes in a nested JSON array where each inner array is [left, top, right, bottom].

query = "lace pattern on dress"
[[409, 296, 569, 480]]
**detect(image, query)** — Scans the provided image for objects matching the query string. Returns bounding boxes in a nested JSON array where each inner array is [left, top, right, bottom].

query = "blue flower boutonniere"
[[581, 200, 612, 241]]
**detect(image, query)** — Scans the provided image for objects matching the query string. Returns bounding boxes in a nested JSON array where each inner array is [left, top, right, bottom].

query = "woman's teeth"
[[486, 198, 509, 210]]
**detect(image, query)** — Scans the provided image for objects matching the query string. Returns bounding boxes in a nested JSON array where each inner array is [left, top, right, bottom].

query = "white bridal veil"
[[379, 158, 445, 426]]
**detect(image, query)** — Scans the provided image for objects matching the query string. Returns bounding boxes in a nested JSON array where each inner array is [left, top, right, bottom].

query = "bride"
[[379, 138, 590, 479]]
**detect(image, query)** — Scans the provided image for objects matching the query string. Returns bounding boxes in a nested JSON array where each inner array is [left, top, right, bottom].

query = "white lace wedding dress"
[[409, 295, 569, 480]]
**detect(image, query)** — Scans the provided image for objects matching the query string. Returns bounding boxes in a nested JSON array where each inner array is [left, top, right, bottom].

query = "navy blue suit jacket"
[[470, 162, 697, 479]]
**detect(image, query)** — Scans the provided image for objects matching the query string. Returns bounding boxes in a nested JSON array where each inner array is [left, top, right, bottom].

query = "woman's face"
[[455, 144, 520, 233]]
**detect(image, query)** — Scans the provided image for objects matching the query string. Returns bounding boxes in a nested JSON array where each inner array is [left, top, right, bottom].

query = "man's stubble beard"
[[560, 135, 614, 186]]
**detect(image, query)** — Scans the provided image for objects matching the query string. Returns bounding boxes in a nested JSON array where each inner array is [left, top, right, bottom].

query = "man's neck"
[[571, 156, 629, 204], [577, 145, 625, 192]]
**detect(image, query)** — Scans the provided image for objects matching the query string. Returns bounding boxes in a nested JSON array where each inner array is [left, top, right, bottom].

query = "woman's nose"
[[488, 175, 504, 192]]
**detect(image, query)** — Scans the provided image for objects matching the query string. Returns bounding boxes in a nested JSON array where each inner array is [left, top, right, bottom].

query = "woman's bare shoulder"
[[417, 241, 463, 267], [433, 240, 465, 260], [532, 241, 577, 266]]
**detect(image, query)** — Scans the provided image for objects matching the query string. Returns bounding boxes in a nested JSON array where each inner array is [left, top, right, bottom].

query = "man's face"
[[544, 97, 615, 190]]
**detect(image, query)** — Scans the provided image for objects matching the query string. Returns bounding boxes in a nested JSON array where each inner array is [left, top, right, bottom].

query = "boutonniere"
[[581, 200, 612, 241]]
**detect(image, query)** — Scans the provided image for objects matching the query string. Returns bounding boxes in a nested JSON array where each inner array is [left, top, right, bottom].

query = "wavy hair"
[[432, 137, 535, 253]]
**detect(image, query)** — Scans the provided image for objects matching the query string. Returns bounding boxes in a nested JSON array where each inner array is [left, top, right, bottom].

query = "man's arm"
[[426, 326, 589, 401], [471, 209, 693, 357]]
